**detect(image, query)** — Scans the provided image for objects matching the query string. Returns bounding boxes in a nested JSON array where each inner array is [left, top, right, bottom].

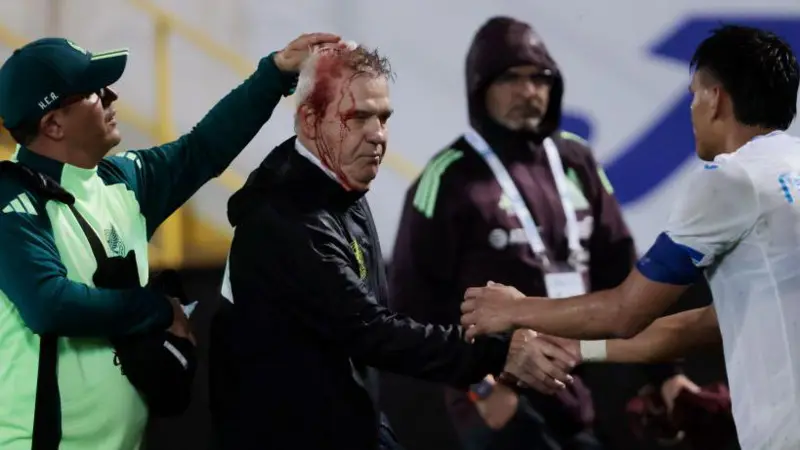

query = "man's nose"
[[365, 120, 387, 145], [517, 79, 541, 98]]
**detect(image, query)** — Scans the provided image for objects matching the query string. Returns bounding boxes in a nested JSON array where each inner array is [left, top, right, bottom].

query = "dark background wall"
[[145, 267, 728, 450]]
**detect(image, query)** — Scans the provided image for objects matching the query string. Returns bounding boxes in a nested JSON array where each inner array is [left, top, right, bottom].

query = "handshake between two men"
[[459, 280, 717, 435], [460, 282, 597, 431], [500, 326, 579, 396], [465, 282, 582, 396]]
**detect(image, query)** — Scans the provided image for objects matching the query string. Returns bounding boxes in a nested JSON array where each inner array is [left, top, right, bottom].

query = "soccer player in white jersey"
[[459, 25, 800, 450]]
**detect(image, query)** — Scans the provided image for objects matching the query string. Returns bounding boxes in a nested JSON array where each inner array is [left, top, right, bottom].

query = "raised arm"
[[105, 33, 341, 237]]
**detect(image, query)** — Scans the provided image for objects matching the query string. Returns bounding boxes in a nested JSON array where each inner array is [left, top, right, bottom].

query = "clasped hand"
[[273, 33, 346, 72], [503, 329, 580, 395], [461, 281, 525, 341], [462, 282, 584, 395]]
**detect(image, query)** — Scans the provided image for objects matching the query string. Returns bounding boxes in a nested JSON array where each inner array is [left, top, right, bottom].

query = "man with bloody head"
[[292, 42, 392, 189], [212, 41, 547, 450]]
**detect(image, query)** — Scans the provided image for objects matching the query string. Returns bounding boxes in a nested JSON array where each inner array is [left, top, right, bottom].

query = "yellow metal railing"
[[130, 0, 423, 183], [0, 22, 184, 268], [149, 17, 185, 269]]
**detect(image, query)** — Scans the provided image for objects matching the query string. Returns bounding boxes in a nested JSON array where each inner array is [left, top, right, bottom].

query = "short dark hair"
[[691, 24, 799, 130]]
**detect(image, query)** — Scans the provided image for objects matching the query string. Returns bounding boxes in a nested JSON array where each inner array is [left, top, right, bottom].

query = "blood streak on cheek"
[[336, 79, 357, 162], [305, 54, 356, 190], [331, 78, 357, 190]]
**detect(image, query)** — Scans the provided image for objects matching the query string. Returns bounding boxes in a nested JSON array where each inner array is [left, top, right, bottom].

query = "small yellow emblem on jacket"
[[351, 239, 367, 279]]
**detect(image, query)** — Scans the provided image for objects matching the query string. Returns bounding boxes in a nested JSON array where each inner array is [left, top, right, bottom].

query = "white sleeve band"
[[579, 340, 607, 362]]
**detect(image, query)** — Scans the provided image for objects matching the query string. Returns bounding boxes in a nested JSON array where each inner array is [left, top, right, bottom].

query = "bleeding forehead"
[[328, 74, 390, 111]]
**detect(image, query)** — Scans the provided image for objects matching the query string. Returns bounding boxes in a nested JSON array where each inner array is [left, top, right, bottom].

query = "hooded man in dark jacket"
[[389, 16, 680, 450], [208, 41, 565, 450]]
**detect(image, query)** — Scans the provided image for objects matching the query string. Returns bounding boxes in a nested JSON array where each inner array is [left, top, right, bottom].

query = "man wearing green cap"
[[0, 32, 341, 450]]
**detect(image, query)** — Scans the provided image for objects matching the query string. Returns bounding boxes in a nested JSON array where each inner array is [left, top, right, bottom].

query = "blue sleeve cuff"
[[635, 233, 703, 285]]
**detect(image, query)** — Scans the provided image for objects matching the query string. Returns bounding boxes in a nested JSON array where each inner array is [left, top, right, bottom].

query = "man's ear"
[[39, 111, 65, 141], [297, 104, 318, 139], [708, 86, 722, 121]]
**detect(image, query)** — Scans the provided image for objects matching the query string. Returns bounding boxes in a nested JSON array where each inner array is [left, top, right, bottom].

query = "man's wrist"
[[496, 371, 521, 389], [271, 50, 289, 72], [266, 52, 299, 96], [508, 301, 527, 330]]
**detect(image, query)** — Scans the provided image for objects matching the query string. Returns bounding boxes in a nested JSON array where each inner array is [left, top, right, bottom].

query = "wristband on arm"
[[579, 340, 608, 362]]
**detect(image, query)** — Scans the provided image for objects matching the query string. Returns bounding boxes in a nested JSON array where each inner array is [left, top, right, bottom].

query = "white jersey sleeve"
[[665, 157, 759, 268], [636, 156, 759, 285]]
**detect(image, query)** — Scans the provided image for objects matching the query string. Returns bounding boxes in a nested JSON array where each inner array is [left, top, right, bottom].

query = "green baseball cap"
[[0, 37, 128, 130]]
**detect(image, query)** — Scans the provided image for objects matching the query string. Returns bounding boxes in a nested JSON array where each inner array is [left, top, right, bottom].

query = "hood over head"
[[465, 16, 564, 142]]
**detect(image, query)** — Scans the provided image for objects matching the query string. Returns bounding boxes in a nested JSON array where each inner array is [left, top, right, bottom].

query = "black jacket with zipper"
[[218, 136, 510, 450]]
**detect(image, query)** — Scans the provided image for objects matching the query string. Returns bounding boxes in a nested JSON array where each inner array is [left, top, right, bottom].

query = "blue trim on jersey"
[[635, 233, 703, 285], [778, 173, 796, 204]]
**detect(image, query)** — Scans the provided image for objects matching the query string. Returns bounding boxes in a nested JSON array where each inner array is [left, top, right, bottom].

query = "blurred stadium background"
[[1, 0, 799, 448]]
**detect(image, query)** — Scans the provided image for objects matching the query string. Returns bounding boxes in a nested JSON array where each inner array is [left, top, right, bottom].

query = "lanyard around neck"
[[464, 128, 583, 267]]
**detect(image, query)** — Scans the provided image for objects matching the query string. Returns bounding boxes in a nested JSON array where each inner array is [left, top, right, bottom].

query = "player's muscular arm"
[[461, 268, 691, 341], [513, 269, 690, 339], [605, 305, 721, 363], [538, 305, 720, 365]]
